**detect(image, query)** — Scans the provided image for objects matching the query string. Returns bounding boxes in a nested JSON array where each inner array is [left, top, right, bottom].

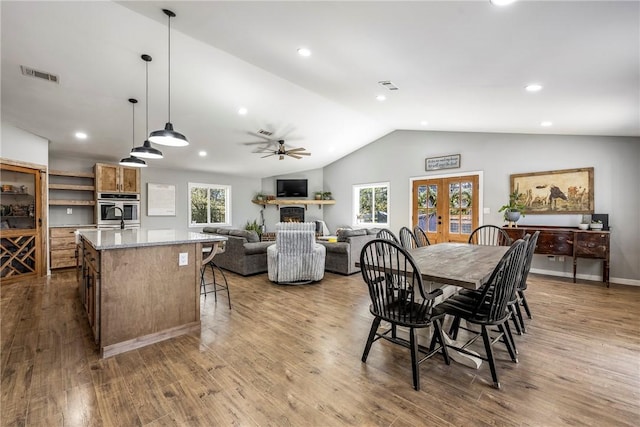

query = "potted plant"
[[322, 191, 332, 200], [499, 189, 526, 224], [314, 191, 323, 200], [254, 192, 265, 202], [245, 219, 262, 237], [590, 219, 603, 230]]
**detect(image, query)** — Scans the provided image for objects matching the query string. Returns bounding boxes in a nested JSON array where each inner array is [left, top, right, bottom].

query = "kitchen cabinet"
[[49, 225, 96, 270], [95, 163, 140, 194], [79, 237, 100, 342]]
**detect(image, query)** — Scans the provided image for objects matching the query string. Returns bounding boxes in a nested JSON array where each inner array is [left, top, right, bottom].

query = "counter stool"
[[201, 242, 231, 309]]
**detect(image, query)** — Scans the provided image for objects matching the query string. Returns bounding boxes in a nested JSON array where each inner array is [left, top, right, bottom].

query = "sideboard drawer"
[[574, 233, 609, 259], [535, 231, 574, 256]]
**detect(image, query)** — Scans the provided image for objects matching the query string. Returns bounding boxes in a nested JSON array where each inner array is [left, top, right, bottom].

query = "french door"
[[412, 175, 479, 244]]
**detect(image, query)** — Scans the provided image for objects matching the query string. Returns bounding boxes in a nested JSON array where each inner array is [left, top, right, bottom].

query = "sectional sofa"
[[201, 227, 377, 276]]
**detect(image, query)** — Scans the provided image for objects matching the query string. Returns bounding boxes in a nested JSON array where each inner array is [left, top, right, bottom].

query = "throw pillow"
[[337, 228, 367, 242]]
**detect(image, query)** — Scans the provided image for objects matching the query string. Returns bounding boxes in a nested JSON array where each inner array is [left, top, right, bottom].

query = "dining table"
[[407, 242, 510, 290]]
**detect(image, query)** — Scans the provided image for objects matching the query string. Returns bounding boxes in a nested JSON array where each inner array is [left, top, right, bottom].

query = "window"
[[188, 183, 231, 227], [353, 182, 389, 227]]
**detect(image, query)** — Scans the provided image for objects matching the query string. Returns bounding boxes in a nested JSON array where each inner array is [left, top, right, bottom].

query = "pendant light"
[[120, 99, 147, 168], [148, 9, 189, 147], [131, 54, 163, 159]]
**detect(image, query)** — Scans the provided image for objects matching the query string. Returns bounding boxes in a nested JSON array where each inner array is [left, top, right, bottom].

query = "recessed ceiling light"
[[297, 48, 311, 57], [376, 95, 386, 101], [75, 131, 87, 140], [238, 107, 248, 115], [420, 121, 429, 126], [490, 0, 517, 6], [540, 121, 553, 127], [198, 151, 207, 157], [525, 84, 543, 92]]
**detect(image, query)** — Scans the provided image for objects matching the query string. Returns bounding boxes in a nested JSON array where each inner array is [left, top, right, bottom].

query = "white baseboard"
[[530, 268, 640, 287]]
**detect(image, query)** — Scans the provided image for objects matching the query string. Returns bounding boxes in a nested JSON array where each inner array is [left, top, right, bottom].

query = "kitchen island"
[[77, 228, 226, 358]]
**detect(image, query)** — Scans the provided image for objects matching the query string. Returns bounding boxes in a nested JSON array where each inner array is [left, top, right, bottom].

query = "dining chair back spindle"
[[413, 226, 431, 247], [399, 226, 419, 250], [468, 225, 512, 246]]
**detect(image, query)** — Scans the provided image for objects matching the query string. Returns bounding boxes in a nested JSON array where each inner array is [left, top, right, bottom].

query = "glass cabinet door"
[[1, 162, 42, 282]]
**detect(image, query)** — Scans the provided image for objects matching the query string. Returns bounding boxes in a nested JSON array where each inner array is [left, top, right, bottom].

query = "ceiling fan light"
[[119, 155, 147, 168], [131, 140, 163, 159], [149, 122, 189, 146]]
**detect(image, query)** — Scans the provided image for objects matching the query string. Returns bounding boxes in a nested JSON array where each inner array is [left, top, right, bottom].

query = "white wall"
[[322, 130, 640, 284], [1, 122, 49, 166]]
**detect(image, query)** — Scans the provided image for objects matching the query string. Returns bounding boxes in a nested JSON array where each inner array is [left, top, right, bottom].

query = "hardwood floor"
[[2, 269, 639, 426]]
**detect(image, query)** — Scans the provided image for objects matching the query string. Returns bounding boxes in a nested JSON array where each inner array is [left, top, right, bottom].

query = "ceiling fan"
[[254, 140, 311, 160]]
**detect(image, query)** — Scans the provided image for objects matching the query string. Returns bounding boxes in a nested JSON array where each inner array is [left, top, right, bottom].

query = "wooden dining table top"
[[408, 243, 509, 289]]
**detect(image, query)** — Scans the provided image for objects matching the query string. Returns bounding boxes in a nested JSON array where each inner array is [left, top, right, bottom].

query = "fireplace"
[[280, 206, 305, 223]]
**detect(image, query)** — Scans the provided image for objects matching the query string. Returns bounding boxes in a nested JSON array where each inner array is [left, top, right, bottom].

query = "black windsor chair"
[[360, 239, 450, 390], [431, 239, 527, 389]]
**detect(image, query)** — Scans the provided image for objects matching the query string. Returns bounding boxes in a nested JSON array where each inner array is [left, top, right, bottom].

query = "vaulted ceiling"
[[2, 1, 638, 178]]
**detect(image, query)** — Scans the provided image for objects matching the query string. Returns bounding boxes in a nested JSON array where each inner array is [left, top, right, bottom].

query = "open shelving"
[[251, 199, 335, 210]]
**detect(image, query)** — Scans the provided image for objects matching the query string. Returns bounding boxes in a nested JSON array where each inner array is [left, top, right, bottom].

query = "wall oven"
[[97, 192, 140, 228]]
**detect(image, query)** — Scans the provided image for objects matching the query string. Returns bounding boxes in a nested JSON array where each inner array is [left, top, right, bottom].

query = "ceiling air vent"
[[20, 66, 59, 84], [378, 80, 399, 91], [257, 129, 273, 137]]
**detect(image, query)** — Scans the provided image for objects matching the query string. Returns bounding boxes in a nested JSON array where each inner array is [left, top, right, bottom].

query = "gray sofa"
[[201, 227, 272, 276], [317, 228, 378, 275]]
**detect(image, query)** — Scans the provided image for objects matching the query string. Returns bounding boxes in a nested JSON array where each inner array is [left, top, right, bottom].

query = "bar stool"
[[201, 241, 231, 309]]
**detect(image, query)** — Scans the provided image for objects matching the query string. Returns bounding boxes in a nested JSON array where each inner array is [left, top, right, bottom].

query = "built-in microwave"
[[97, 193, 140, 228]]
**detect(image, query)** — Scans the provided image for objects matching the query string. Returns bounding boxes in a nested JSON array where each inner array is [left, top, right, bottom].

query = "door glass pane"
[[449, 182, 460, 234], [0, 169, 36, 230], [427, 184, 438, 232], [460, 180, 473, 234]]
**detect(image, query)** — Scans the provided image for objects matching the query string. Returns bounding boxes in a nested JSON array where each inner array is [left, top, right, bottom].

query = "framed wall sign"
[[425, 154, 461, 171], [510, 167, 594, 214], [147, 183, 176, 216]]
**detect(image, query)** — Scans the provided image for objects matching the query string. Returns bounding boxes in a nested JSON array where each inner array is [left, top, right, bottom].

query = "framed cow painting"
[[510, 167, 594, 214]]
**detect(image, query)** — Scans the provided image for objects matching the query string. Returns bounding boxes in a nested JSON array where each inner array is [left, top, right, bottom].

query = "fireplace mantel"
[[251, 199, 336, 210]]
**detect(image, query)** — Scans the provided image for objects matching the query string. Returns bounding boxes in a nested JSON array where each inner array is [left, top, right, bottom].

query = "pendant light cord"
[[145, 60, 149, 136], [132, 101, 136, 148], [167, 12, 171, 123]]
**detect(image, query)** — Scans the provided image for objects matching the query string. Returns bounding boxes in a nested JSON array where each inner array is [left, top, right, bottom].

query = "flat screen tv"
[[276, 179, 308, 198]]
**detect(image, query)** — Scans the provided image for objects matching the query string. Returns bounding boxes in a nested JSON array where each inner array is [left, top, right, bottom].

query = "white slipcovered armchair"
[[267, 222, 326, 284]]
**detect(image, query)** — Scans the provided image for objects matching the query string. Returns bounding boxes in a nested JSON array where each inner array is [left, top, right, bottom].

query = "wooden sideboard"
[[503, 226, 610, 287]]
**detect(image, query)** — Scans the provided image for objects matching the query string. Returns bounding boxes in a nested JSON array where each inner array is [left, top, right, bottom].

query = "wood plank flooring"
[[2, 269, 639, 426]]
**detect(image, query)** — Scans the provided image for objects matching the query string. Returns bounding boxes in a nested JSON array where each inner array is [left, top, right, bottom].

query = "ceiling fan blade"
[[294, 151, 311, 156], [261, 153, 276, 158], [287, 147, 306, 152], [253, 147, 274, 153], [288, 154, 303, 159]]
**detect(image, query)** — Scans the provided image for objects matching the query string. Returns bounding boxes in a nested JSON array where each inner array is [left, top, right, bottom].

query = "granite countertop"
[[78, 228, 227, 250], [50, 224, 97, 228]]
